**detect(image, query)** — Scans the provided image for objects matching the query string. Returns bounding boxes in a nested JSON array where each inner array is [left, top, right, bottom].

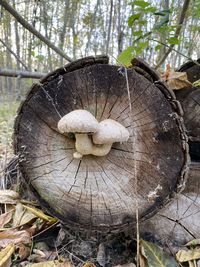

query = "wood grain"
[[14, 57, 188, 231]]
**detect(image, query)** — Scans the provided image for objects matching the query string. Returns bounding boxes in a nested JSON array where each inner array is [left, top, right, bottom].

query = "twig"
[[0, 38, 28, 70], [148, 38, 200, 67], [32, 221, 60, 239]]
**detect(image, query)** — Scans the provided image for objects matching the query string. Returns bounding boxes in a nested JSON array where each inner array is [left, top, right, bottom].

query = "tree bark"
[[0, 0, 72, 62]]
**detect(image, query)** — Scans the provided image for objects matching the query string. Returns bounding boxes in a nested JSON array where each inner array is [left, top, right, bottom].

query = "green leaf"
[[133, 30, 143, 36], [133, 0, 150, 8], [31, 51, 35, 57], [139, 40, 149, 49], [144, 6, 157, 13], [128, 13, 141, 27], [168, 37, 180, 45], [117, 46, 135, 66], [138, 19, 147, 25], [154, 9, 171, 16], [155, 44, 162, 51], [140, 240, 179, 267]]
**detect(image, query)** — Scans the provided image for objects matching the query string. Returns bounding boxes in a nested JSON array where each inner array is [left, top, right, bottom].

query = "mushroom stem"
[[74, 134, 113, 158], [75, 134, 93, 156], [92, 143, 113, 156]]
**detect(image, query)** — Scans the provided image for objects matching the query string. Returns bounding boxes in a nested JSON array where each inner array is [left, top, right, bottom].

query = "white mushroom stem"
[[74, 133, 113, 158]]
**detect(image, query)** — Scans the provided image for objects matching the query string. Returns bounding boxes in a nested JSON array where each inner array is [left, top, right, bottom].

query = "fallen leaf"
[[176, 248, 200, 262], [25, 260, 68, 267], [114, 264, 136, 267], [0, 229, 31, 247], [188, 260, 196, 267], [12, 203, 37, 228], [0, 209, 14, 228], [166, 71, 192, 90], [193, 79, 200, 87], [140, 239, 179, 267], [97, 243, 106, 267], [22, 205, 58, 223], [140, 244, 148, 267], [0, 244, 15, 267], [185, 239, 200, 247], [17, 243, 31, 260], [0, 190, 20, 204], [57, 261, 75, 267], [82, 263, 96, 267]]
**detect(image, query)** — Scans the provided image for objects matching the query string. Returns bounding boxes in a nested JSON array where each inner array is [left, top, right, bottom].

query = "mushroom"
[[58, 110, 130, 158], [92, 119, 130, 156], [57, 109, 99, 159]]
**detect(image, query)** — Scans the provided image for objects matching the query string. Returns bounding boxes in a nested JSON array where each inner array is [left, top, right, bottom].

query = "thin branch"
[[0, 0, 72, 62], [148, 38, 200, 67], [0, 38, 28, 70], [0, 68, 47, 79], [155, 0, 191, 69]]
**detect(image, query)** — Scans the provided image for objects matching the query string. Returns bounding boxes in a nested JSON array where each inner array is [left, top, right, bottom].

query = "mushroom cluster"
[[58, 109, 129, 159]]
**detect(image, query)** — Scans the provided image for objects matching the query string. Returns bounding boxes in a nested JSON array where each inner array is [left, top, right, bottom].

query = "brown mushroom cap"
[[58, 109, 99, 133], [92, 119, 129, 145]]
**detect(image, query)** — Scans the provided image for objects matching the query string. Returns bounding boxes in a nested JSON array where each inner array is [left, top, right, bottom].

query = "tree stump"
[[13, 56, 188, 232]]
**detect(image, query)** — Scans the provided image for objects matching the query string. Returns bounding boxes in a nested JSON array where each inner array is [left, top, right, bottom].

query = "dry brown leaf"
[[22, 205, 58, 223], [17, 243, 31, 260], [188, 260, 196, 267], [25, 260, 68, 267], [176, 248, 200, 262], [57, 261, 74, 267], [0, 244, 15, 267], [0, 209, 14, 228], [114, 264, 136, 267], [82, 262, 96, 267], [165, 71, 193, 90], [0, 190, 20, 204], [12, 203, 37, 228], [0, 229, 31, 247]]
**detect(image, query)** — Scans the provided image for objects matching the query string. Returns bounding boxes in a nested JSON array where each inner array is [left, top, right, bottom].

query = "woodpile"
[[13, 56, 200, 243]]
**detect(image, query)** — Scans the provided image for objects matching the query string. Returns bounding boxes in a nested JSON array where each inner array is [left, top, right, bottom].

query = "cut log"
[[175, 87, 200, 142], [177, 58, 200, 83], [140, 161, 200, 244], [13, 56, 188, 232]]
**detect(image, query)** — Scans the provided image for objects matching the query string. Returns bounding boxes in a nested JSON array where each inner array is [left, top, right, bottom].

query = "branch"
[[0, 0, 72, 62], [0, 68, 47, 79], [0, 38, 28, 70], [155, 0, 191, 69], [148, 38, 200, 67]]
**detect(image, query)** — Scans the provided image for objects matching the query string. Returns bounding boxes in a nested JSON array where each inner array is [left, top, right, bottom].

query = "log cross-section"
[[13, 56, 189, 232]]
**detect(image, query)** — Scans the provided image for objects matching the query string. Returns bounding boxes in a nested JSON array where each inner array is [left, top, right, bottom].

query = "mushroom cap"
[[58, 109, 99, 133], [92, 119, 129, 144]]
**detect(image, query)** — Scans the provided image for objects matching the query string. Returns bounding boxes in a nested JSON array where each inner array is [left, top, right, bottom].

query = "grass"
[[0, 100, 19, 171]]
